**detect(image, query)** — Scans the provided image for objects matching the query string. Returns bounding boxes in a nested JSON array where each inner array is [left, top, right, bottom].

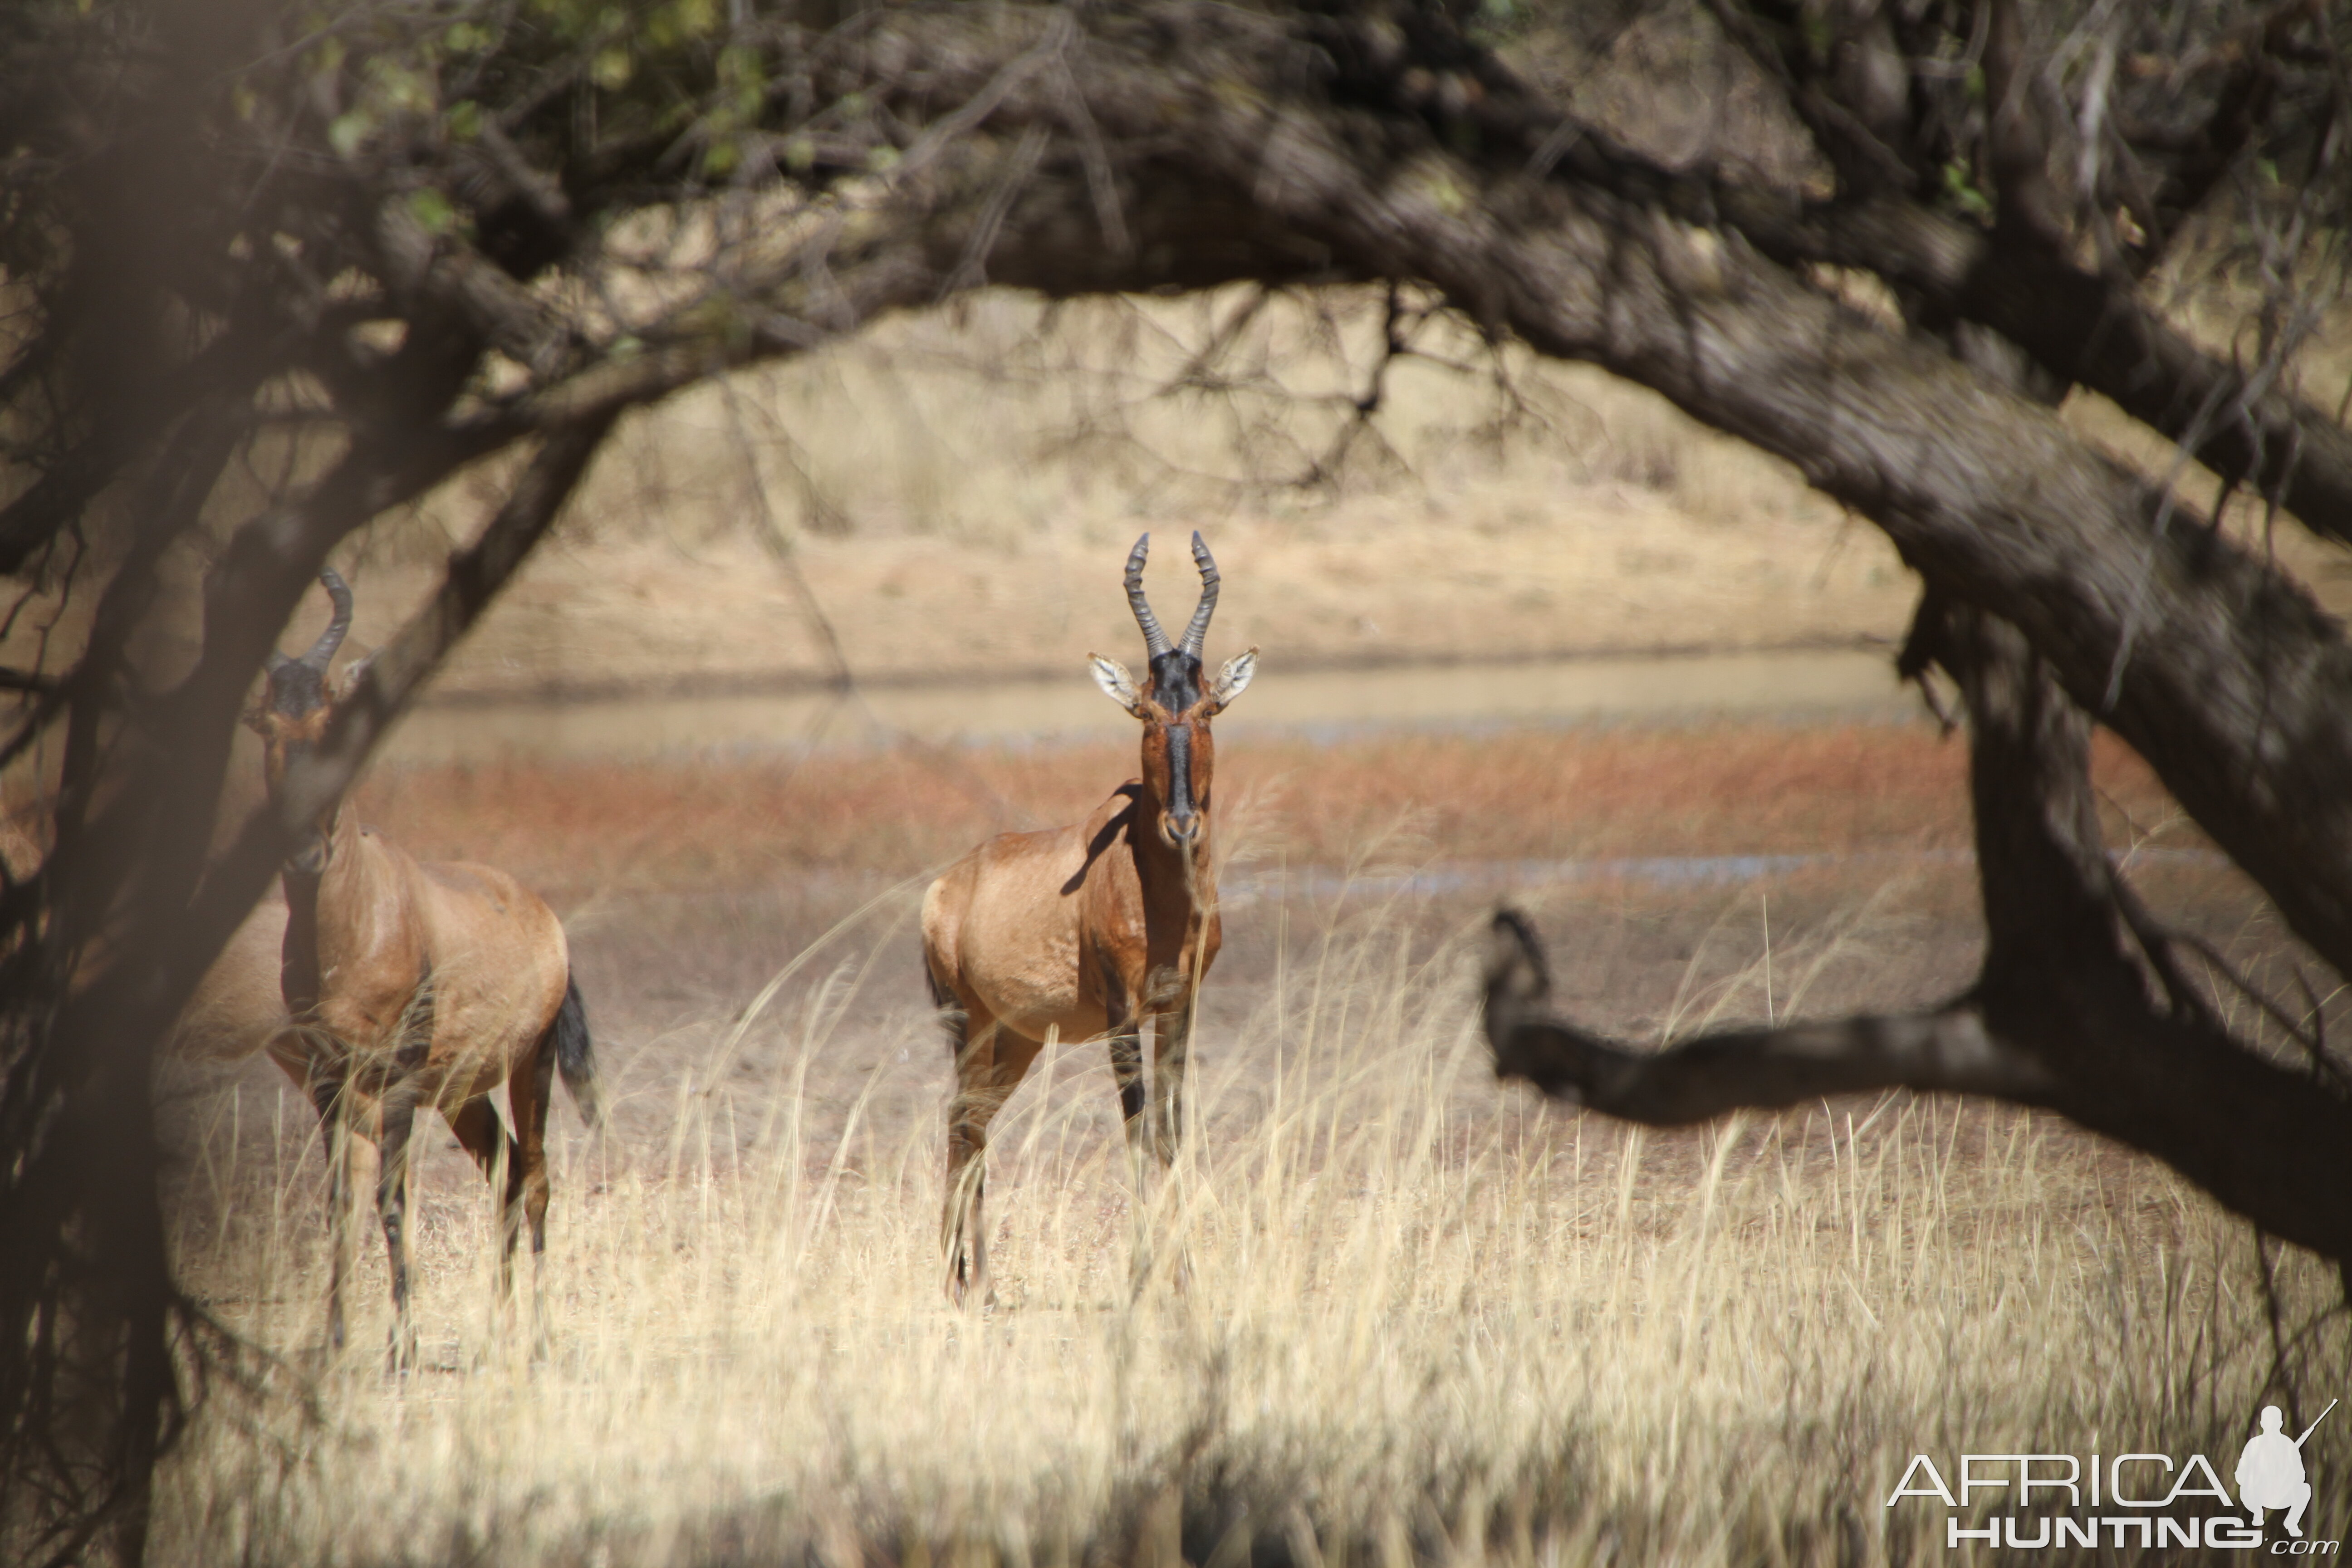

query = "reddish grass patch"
[[346, 719, 2190, 898]]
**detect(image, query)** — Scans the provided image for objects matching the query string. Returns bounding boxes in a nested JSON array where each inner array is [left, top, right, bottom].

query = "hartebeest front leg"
[[303, 1066, 356, 1356], [1149, 996, 1193, 1169], [375, 1078, 422, 1373], [368, 987, 432, 1373], [1148, 994, 1200, 1295], [1101, 970, 1158, 1293]]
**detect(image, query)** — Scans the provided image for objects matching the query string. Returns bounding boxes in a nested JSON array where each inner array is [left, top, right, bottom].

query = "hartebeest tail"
[[552, 974, 604, 1131], [246, 569, 591, 1365], [922, 531, 1257, 1306]]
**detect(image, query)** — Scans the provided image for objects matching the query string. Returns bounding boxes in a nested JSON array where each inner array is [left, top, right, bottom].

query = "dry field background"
[[112, 199, 2352, 1566], [27, 283, 2347, 719], [153, 722, 2352, 1566]]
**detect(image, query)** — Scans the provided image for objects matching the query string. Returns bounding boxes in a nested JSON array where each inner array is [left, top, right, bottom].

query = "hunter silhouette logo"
[[2241, 1401, 2334, 1539], [1883, 1396, 2341, 1550]]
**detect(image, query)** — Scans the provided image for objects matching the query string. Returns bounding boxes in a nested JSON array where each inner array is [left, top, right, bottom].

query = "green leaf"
[[591, 47, 633, 90], [1940, 159, 1991, 219], [443, 100, 482, 142], [328, 110, 372, 160], [407, 187, 459, 236]]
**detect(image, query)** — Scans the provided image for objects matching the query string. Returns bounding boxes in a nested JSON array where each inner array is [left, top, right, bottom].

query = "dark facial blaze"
[[1161, 719, 1199, 843]]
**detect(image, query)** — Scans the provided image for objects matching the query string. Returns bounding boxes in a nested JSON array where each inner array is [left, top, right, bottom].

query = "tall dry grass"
[[154, 873, 2346, 1567]]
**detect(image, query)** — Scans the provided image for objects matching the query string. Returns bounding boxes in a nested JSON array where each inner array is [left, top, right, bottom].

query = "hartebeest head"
[[1089, 533, 1257, 851], [243, 569, 356, 867]]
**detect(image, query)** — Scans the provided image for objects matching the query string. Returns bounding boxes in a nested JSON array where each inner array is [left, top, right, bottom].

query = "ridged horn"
[[300, 569, 353, 670], [1123, 534, 1173, 658], [1177, 531, 1219, 657]]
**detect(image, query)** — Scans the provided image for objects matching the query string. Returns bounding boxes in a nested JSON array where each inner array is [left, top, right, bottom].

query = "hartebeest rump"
[[244, 570, 603, 1362], [922, 533, 1256, 1304]]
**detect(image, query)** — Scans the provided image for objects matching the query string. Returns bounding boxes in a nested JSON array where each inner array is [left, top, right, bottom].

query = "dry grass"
[[154, 892, 2347, 1568], [151, 719, 2345, 1567]]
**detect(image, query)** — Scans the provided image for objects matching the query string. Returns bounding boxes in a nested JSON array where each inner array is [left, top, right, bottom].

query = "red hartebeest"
[[243, 571, 603, 1362], [922, 533, 1257, 1304]]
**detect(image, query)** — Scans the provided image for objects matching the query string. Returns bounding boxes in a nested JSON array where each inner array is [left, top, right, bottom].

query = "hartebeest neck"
[[276, 802, 364, 1013]]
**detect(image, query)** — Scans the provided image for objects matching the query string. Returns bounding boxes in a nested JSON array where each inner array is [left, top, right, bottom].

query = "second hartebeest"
[[922, 533, 1257, 1304], [243, 570, 603, 1362]]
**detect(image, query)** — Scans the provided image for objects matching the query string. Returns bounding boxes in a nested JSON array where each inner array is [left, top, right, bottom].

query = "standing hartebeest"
[[243, 570, 603, 1362], [922, 533, 1257, 1305]]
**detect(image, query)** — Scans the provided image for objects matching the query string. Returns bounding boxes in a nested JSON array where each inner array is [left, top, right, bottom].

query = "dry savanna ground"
[[155, 718, 2352, 1567]]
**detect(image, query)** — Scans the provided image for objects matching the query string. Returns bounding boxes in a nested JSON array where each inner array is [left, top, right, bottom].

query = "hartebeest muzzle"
[[1160, 724, 1201, 847]]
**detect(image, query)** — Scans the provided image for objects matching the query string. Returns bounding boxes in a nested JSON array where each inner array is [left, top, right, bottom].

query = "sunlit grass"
[[155, 875, 2346, 1567]]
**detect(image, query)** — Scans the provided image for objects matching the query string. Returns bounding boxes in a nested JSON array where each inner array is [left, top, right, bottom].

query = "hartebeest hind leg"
[[449, 1091, 541, 1352], [936, 992, 1041, 1308], [510, 1028, 559, 1351]]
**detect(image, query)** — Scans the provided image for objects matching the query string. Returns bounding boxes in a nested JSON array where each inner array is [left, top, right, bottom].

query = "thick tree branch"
[[1486, 603, 2352, 1261], [1715, 187, 2352, 550], [1482, 917, 2052, 1117]]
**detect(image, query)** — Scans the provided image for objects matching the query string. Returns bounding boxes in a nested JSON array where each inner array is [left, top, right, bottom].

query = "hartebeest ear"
[[1089, 654, 1147, 716], [1206, 647, 1259, 713], [331, 649, 377, 706], [240, 701, 273, 737]]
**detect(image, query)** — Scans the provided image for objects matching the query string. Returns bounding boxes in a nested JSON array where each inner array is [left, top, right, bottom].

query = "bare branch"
[[1484, 912, 2055, 1117]]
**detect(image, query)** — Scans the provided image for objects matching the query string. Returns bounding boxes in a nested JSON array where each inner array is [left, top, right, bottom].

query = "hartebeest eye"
[[1206, 647, 1259, 713], [1088, 654, 1147, 716]]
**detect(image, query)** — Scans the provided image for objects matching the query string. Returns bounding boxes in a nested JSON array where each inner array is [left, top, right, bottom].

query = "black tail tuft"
[[923, 954, 956, 1014], [554, 974, 603, 1131]]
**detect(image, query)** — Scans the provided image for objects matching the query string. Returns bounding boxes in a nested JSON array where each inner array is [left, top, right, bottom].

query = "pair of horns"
[[265, 569, 353, 674], [1124, 532, 1219, 660]]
